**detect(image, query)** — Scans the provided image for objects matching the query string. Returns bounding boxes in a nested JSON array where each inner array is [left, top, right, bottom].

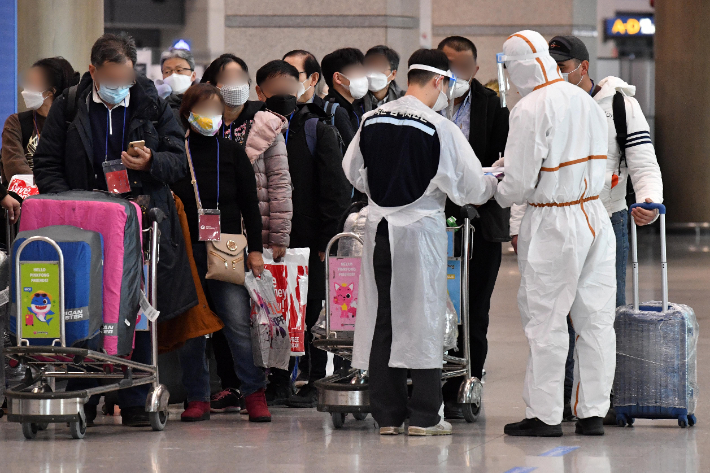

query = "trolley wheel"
[[149, 410, 169, 431], [37, 422, 49, 431], [332, 412, 346, 429], [462, 403, 481, 423], [617, 418, 627, 427], [70, 416, 87, 439], [678, 416, 688, 428], [353, 412, 367, 421], [689, 414, 697, 427], [22, 422, 38, 440]]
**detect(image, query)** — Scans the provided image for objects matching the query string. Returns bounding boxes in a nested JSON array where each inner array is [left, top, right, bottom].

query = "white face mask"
[[341, 74, 369, 99], [451, 77, 471, 99], [220, 83, 250, 107], [297, 75, 312, 100], [432, 79, 450, 112], [21, 89, 47, 110], [366, 71, 392, 93], [162, 73, 192, 95], [562, 63, 583, 86]]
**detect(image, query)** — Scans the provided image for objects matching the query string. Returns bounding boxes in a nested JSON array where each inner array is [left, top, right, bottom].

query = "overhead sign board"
[[606, 16, 655, 37]]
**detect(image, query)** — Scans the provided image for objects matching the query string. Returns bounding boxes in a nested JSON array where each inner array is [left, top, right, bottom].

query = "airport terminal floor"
[[1, 230, 707, 473]]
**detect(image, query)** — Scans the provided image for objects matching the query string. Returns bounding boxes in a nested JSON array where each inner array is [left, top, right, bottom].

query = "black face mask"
[[264, 94, 298, 117]]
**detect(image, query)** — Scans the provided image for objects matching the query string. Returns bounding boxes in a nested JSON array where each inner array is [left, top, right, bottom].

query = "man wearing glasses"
[[33, 33, 196, 427]]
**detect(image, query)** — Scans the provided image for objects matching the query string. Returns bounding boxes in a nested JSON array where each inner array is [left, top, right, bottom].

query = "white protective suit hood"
[[503, 30, 563, 98], [594, 76, 636, 102]]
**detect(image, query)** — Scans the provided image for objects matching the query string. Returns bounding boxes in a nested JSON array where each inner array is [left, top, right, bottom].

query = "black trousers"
[[369, 220, 442, 428], [442, 226, 502, 402]]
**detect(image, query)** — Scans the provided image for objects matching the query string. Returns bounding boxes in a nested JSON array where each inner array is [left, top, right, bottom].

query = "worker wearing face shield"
[[494, 30, 616, 437], [343, 48, 498, 436]]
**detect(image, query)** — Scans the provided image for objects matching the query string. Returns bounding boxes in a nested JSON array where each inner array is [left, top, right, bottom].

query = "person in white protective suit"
[[494, 30, 616, 437], [342, 48, 498, 436]]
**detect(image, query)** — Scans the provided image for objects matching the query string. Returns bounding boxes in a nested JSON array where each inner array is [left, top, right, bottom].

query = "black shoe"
[[603, 407, 617, 426], [504, 418, 563, 437], [575, 416, 604, 435], [286, 382, 318, 408], [121, 406, 150, 427], [444, 401, 464, 420], [210, 388, 244, 413], [563, 403, 578, 422], [85, 404, 97, 427], [266, 382, 295, 406]]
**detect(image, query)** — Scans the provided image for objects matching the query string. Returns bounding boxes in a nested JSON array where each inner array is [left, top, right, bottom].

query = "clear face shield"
[[496, 53, 510, 108], [408, 64, 455, 114]]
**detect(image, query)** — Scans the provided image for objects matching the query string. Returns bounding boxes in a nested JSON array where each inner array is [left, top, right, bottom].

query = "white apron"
[[342, 95, 498, 370]]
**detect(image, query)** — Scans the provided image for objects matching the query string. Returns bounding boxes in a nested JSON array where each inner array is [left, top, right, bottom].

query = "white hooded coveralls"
[[343, 95, 497, 370], [495, 31, 616, 425]]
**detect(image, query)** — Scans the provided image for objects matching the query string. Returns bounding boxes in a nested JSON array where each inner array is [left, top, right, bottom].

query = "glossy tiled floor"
[[1, 231, 707, 472]]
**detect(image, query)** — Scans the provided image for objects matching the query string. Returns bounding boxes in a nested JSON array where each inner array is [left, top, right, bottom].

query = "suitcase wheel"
[[616, 414, 633, 427], [678, 415, 688, 428], [688, 414, 697, 427]]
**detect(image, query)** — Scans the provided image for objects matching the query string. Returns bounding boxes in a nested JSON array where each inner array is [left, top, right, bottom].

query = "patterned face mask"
[[188, 112, 223, 136]]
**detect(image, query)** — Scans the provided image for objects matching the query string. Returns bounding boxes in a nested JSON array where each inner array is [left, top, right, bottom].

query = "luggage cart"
[[313, 205, 482, 428], [2, 208, 170, 439]]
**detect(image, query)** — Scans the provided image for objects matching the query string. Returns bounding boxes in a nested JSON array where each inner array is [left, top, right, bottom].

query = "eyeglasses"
[[163, 67, 194, 76]]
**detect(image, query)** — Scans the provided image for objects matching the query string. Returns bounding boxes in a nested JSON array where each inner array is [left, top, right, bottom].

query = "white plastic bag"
[[443, 293, 459, 352], [245, 270, 290, 370]]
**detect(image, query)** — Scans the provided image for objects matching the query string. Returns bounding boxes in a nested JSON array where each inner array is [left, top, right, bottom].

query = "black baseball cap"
[[548, 35, 589, 63]]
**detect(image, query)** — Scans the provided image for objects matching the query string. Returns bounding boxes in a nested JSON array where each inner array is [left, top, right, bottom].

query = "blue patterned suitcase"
[[613, 204, 698, 428]]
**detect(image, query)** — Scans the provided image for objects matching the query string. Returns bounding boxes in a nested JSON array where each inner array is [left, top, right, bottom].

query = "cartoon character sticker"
[[28, 292, 55, 325], [20, 262, 61, 340], [333, 282, 357, 319], [329, 257, 361, 331]]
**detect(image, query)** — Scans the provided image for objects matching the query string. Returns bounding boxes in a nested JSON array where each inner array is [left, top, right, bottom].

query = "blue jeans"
[[178, 244, 265, 402], [564, 210, 628, 404]]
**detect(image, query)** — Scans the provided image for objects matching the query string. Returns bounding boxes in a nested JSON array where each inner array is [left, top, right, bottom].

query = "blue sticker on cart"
[[539, 446, 579, 457], [447, 260, 461, 323]]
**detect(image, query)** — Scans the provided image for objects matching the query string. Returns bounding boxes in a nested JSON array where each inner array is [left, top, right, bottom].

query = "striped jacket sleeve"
[[624, 96, 663, 205]]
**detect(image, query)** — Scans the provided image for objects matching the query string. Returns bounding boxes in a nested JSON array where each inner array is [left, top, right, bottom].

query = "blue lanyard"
[[284, 111, 295, 145], [589, 79, 595, 96], [187, 136, 221, 208], [105, 106, 127, 162]]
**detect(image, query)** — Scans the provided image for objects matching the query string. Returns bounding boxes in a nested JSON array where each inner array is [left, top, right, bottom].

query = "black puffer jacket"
[[286, 103, 351, 300], [33, 72, 198, 320]]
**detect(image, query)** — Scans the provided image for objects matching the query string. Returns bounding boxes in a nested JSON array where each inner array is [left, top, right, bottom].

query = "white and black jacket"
[[594, 76, 663, 216]]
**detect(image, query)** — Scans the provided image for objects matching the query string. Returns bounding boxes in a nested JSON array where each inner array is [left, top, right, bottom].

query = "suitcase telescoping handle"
[[629, 203, 667, 312]]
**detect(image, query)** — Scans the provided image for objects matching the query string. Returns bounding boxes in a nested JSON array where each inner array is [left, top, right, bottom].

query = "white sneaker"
[[379, 424, 405, 435], [408, 419, 453, 436]]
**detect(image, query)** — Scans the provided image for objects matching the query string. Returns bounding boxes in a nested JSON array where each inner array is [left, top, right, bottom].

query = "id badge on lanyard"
[[102, 107, 130, 194], [198, 208, 221, 241], [103, 159, 131, 194]]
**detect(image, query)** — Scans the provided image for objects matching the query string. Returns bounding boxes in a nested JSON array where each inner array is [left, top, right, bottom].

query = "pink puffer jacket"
[[244, 110, 293, 248]]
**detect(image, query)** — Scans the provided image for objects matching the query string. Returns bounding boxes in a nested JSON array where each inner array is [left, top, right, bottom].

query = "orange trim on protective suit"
[[580, 179, 596, 238], [529, 195, 599, 208], [574, 382, 580, 417], [540, 155, 607, 172], [533, 78, 565, 91]]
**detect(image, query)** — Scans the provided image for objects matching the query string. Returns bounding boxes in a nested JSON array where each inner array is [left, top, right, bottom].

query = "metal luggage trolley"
[[313, 205, 482, 428], [2, 208, 169, 439]]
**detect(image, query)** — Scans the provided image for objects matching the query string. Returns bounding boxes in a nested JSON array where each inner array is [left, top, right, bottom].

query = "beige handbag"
[[205, 234, 248, 285], [186, 134, 249, 285]]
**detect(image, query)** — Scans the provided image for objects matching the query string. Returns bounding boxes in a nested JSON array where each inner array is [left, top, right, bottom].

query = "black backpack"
[[612, 91, 627, 174]]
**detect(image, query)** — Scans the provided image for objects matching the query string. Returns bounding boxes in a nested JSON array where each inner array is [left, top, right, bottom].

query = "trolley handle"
[[630, 202, 666, 214], [629, 203, 668, 312]]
